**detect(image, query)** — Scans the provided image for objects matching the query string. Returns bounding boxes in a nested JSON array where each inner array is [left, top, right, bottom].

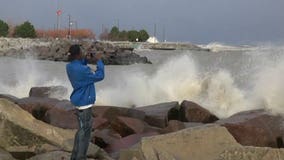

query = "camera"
[[89, 52, 96, 58]]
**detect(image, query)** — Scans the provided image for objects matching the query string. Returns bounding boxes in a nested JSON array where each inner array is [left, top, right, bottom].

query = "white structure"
[[147, 36, 159, 43]]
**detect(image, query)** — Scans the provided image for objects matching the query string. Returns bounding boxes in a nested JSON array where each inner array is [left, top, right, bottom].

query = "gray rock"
[[29, 86, 68, 99], [137, 101, 180, 128], [179, 100, 219, 123], [119, 125, 284, 160], [216, 109, 284, 148], [0, 98, 75, 156], [27, 151, 70, 160], [0, 148, 16, 160], [0, 98, 112, 159]]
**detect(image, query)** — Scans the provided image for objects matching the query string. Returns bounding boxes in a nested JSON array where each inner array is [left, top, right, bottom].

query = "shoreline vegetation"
[[1, 86, 284, 159]]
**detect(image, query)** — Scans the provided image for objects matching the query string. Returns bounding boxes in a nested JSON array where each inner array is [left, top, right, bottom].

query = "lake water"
[[1, 44, 284, 118]]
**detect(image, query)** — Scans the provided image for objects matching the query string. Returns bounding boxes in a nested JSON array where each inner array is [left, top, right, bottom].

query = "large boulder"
[[0, 99, 109, 159], [218, 146, 284, 160], [0, 98, 74, 157], [119, 125, 284, 160], [15, 97, 59, 120], [93, 117, 109, 130], [92, 129, 121, 148], [119, 125, 240, 160], [54, 100, 76, 111], [29, 86, 68, 99], [160, 120, 203, 134], [180, 100, 219, 123], [0, 94, 19, 103], [110, 116, 148, 137], [43, 107, 78, 129], [15, 97, 75, 121], [110, 116, 160, 137], [106, 132, 159, 158], [217, 109, 284, 148], [93, 106, 146, 122], [27, 151, 71, 160], [27, 149, 112, 160], [137, 102, 180, 128]]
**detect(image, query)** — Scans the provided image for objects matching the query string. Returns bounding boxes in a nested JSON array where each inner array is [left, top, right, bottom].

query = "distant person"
[[66, 44, 104, 160]]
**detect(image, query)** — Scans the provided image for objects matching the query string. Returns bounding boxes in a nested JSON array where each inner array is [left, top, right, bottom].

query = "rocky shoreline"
[[0, 38, 151, 65], [0, 38, 211, 65], [1, 86, 284, 160]]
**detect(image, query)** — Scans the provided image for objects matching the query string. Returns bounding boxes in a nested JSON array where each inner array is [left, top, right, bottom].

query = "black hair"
[[68, 44, 81, 61]]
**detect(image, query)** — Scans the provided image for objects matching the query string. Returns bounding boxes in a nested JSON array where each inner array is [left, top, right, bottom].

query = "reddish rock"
[[110, 116, 146, 137], [160, 120, 204, 134], [93, 106, 146, 121], [105, 132, 159, 154], [93, 117, 109, 130], [43, 107, 78, 129], [15, 97, 59, 120], [217, 109, 284, 148], [92, 129, 121, 148], [180, 100, 219, 123], [54, 100, 76, 111], [160, 120, 185, 134], [137, 102, 180, 128], [15, 97, 75, 120], [0, 94, 19, 103]]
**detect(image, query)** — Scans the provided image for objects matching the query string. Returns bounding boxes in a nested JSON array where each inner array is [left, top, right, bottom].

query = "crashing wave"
[[199, 42, 255, 52]]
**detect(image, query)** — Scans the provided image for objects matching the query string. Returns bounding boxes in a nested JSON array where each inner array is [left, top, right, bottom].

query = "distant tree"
[[107, 26, 150, 42], [127, 30, 139, 42], [118, 30, 128, 41], [138, 29, 149, 42], [0, 19, 9, 37], [109, 26, 119, 40], [14, 21, 36, 38]]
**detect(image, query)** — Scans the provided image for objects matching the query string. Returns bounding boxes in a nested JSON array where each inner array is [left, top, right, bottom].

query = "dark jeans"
[[71, 107, 93, 160]]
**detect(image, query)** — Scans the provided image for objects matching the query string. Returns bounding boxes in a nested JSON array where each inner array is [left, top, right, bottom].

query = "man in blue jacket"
[[66, 44, 104, 160]]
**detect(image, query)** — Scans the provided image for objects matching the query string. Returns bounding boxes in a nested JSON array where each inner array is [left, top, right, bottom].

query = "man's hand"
[[94, 52, 103, 60]]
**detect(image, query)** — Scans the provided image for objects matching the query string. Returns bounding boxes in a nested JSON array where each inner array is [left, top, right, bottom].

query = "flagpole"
[[56, 0, 60, 30]]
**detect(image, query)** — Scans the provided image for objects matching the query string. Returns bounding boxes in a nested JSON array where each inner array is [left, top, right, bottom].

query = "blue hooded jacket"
[[66, 59, 104, 107]]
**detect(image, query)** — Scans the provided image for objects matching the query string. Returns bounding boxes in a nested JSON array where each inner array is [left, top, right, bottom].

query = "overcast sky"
[[1, 0, 284, 44]]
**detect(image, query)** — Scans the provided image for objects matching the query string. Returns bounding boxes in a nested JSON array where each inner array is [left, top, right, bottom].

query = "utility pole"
[[102, 24, 104, 33], [154, 23, 157, 38], [162, 25, 166, 42], [68, 14, 72, 39], [117, 19, 120, 30]]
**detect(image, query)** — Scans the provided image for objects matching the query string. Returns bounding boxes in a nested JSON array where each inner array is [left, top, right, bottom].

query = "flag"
[[56, 10, 62, 16]]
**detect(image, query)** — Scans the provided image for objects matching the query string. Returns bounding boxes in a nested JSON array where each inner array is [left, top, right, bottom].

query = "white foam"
[[0, 56, 70, 99], [252, 56, 284, 115], [199, 42, 255, 52], [96, 54, 250, 118]]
